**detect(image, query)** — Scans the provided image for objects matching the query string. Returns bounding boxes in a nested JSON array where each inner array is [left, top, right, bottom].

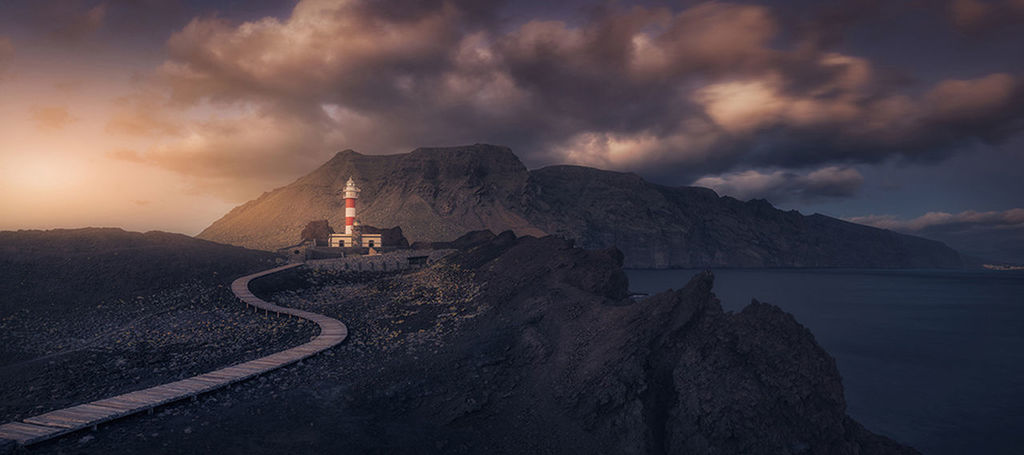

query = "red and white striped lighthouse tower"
[[343, 176, 361, 235]]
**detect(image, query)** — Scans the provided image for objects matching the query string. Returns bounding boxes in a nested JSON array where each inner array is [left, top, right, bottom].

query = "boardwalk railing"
[[0, 263, 347, 446]]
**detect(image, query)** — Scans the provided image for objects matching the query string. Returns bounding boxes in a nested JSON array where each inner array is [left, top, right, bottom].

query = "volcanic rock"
[[276, 233, 922, 454], [387, 234, 920, 453], [299, 220, 334, 245]]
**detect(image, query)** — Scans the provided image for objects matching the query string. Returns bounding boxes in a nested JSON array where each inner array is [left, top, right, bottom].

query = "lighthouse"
[[343, 176, 360, 235], [327, 177, 381, 249]]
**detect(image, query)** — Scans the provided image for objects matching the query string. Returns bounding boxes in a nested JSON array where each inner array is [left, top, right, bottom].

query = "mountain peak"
[[331, 149, 361, 158]]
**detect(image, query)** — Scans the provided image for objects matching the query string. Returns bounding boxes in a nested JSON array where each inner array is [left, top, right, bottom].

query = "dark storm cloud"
[[111, 0, 1024, 199], [789, 0, 884, 49]]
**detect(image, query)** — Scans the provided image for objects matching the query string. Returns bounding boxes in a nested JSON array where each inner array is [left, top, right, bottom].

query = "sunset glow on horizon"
[[1, 0, 1022, 257]]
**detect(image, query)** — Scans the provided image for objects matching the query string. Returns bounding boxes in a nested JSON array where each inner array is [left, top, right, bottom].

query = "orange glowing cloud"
[[31, 105, 78, 130]]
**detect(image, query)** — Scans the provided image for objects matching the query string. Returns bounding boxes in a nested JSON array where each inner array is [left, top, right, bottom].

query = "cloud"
[[105, 92, 184, 137], [54, 80, 84, 92], [948, 0, 1024, 32], [31, 106, 78, 130], [925, 73, 1017, 124], [848, 208, 1024, 232], [158, 0, 481, 105], [106, 148, 145, 163], [142, 108, 331, 180], [5, 0, 195, 48], [119, 0, 1024, 198], [693, 166, 864, 203], [9, 0, 111, 43], [53, 2, 107, 41], [849, 208, 1024, 262], [109, 105, 342, 200], [0, 36, 13, 78], [949, 0, 994, 30]]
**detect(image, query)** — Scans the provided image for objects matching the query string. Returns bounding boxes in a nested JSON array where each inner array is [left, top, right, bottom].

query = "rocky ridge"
[[197, 144, 962, 269]]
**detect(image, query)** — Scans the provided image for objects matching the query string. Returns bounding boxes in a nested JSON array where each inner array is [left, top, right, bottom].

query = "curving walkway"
[[0, 263, 347, 446]]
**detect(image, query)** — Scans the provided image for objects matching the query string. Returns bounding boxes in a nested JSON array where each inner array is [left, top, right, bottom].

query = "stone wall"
[[306, 250, 454, 272]]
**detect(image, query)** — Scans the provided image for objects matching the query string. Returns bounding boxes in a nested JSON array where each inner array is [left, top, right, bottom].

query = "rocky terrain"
[[197, 144, 962, 268], [0, 228, 315, 427], [0, 281, 316, 424], [27, 231, 919, 454], [0, 228, 280, 315]]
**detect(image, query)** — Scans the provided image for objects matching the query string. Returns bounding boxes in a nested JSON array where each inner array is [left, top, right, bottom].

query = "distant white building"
[[328, 177, 382, 248]]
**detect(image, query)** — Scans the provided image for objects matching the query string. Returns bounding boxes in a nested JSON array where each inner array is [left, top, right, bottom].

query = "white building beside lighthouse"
[[328, 177, 382, 249]]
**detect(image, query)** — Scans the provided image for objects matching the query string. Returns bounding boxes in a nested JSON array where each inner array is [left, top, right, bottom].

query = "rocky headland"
[[22, 230, 919, 454]]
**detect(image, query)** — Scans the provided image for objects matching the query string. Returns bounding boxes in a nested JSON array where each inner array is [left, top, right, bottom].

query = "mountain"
[[198, 145, 543, 251], [198, 144, 962, 268]]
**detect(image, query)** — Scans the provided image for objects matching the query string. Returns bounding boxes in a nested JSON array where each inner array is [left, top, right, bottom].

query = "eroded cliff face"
[[523, 165, 963, 268], [366, 233, 918, 454], [197, 144, 961, 268]]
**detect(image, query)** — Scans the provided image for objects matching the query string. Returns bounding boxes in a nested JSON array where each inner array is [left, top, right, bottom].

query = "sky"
[[0, 0, 1022, 261]]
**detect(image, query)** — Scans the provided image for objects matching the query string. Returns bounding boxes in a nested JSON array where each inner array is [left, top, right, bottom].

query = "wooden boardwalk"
[[0, 263, 347, 446]]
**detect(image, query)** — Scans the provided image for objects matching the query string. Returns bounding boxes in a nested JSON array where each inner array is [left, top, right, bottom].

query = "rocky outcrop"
[[359, 225, 409, 248], [197, 144, 962, 268], [299, 220, 334, 245], [410, 229, 503, 251], [382, 234, 920, 453], [258, 233, 919, 454]]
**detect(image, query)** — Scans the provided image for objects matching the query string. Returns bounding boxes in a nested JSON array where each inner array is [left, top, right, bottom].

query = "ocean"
[[625, 268, 1024, 455]]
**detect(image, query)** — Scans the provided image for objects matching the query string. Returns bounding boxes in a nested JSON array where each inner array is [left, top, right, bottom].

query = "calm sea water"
[[625, 268, 1024, 455]]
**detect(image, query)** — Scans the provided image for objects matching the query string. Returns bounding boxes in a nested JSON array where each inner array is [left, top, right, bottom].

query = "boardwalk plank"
[[149, 384, 192, 394], [89, 400, 143, 412], [196, 371, 239, 381], [0, 422, 65, 444], [24, 416, 84, 429]]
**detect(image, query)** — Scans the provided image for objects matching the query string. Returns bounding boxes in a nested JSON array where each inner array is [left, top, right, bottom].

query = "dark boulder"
[[299, 220, 335, 245], [360, 225, 409, 248]]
